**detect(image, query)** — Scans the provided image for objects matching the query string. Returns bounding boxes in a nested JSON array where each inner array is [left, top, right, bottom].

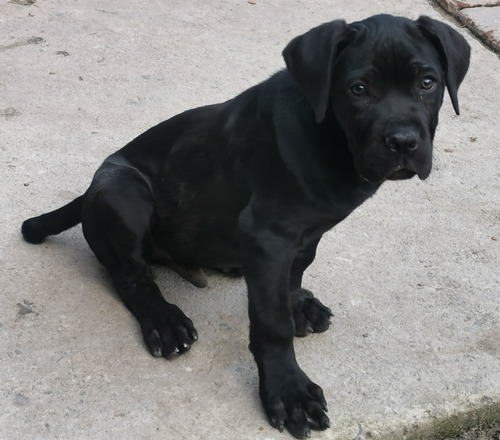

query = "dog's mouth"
[[352, 143, 433, 183], [386, 168, 418, 180], [359, 165, 430, 183]]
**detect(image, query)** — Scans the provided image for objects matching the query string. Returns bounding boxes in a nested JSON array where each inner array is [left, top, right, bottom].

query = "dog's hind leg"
[[289, 238, 333, 337], [82, 171, 197, 358]]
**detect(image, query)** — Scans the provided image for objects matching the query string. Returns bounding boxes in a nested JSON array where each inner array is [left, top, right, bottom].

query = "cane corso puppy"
[[22, 14, 470, 438]]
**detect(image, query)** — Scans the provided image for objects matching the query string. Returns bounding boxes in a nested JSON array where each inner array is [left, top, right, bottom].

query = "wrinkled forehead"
[[334, 20, 443, 82]]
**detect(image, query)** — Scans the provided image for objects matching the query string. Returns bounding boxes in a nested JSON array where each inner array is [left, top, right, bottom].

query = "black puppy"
[[22, 14, 470, 439]]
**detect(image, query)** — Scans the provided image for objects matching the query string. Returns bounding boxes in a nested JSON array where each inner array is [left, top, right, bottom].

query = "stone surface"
[[433, 0, 500, 51], [459, 6, 500, 49], [436, 0, 500, 14]]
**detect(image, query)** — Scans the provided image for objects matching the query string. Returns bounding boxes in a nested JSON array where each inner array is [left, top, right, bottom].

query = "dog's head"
[[283, 14, 470, 182]]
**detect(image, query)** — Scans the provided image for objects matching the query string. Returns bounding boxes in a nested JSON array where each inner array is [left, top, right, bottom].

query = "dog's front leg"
[[239, 210, 330, 439], [289, 238, 333, 337]]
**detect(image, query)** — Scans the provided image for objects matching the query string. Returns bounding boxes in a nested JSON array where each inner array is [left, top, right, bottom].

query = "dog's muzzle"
[[383, 125, 432, 181]]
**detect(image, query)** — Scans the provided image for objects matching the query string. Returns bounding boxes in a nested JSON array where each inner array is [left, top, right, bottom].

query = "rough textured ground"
[[1, 1, 499, 439], [453, 428, 500, 440]]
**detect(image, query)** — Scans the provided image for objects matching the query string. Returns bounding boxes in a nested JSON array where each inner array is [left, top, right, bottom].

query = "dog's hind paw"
[[291, 289, 333, 337], [138, 302, 198, 358]]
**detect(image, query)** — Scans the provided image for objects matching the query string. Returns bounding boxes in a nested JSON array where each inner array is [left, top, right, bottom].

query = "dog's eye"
[[421, 78, 435, 90], [350, 83, 367, 96]]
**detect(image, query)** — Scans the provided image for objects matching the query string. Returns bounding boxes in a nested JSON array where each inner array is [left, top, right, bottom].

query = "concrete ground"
[[1, 1, 499, 439]]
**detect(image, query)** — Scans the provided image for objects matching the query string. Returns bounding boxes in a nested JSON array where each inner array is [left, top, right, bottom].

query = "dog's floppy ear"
[[283, 20, 354, 123], [417, 16, 471, 115]]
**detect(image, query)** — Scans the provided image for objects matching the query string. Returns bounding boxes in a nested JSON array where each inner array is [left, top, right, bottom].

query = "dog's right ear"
[[283, 20, 354, 123], [417, 16, 471, 115]]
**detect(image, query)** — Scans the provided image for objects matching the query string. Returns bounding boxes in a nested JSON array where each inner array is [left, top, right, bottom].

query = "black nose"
[[386, 130, 419, 153]]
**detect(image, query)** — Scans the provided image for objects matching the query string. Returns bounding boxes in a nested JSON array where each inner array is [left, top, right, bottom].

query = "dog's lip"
[[351, 145, 432, 182], [359, 167, 430, 183], [387, 168, 417, 180], [387, 160, 432, 181]]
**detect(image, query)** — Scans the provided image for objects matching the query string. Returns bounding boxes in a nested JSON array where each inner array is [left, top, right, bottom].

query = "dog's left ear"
[[417, 16, 471, 115], [283, 20, 356, 123]]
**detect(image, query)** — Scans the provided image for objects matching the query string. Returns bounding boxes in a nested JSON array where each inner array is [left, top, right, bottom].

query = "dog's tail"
[[21, 195, 84, 244]]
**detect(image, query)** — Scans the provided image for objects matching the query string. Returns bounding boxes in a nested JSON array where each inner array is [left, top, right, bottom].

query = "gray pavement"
[[1, 1, 499, 439]]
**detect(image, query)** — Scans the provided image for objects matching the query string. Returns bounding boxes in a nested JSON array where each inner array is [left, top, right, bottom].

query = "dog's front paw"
[[138, 302, 198, 358], [261, 369, 330, 439], [291, 289, 333, 337]]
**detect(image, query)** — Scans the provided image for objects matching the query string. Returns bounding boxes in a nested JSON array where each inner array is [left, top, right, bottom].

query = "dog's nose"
[[386, 130, 419, 153]]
